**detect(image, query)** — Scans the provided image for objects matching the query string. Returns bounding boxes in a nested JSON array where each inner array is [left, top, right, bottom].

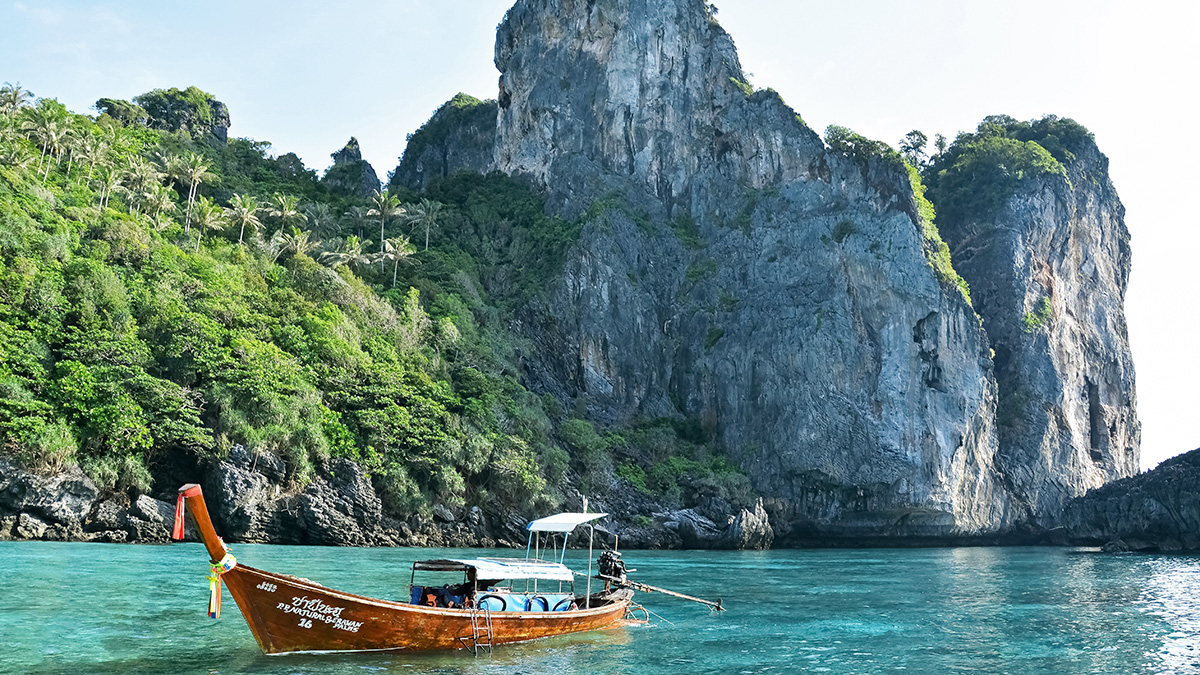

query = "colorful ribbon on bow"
[[207, 552, 237, 619]]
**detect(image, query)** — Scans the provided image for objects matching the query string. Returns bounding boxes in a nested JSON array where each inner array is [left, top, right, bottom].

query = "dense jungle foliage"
[[0, 83, 751, 517]]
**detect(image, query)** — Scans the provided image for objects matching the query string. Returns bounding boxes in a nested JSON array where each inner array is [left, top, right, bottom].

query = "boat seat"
[[475, 592, 574, 612], [411, 585, 467, 607]]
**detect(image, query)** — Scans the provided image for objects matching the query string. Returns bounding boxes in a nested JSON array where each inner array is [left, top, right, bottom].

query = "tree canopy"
[[0, 85, 753, 519]]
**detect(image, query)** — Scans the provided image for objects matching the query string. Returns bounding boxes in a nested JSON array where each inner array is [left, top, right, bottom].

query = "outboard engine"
[[598, 550, 626, 583]]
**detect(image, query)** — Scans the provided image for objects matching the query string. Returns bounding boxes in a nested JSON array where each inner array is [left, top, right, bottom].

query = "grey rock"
[[207, 461, 277, 542], [0, 458, 97, 530], [139, 92, 230, 144], [0, 515, 14, 540], [468, 506, 486, 528], [323, 137, 382, 198], [719, 499, 774, 551], [124, 495, 175, 542], [1063, 448, 1200, 551], [209, 100, 231, 143], [16, 512, 48, 539], [86, 500, 126, 532], [1101, 539, 1130, 553], [84, 529, 128, 544], [390, 94, 496, 192], [433, 503, 456, 523], [672, 509, 722, 548], [132, 495, 172, 524], [297, 459, 385, 546], [938, 137, 1139, 526], [491, 0, 1019, 539]]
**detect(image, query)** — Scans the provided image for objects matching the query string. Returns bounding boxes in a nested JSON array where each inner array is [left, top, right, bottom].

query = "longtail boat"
[[172, 483, 643, 655]]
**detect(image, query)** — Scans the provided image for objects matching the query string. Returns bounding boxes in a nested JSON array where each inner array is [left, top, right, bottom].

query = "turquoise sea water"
[[2, 542, 1199, 674]]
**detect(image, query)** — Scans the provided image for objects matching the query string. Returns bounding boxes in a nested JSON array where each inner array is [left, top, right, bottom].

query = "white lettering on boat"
[[256, 581, 278, 593], [276, 597, 363, 633]]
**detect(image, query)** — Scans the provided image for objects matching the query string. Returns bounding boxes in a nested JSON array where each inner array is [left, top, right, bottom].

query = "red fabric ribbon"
[[172, 492, 185, 540]]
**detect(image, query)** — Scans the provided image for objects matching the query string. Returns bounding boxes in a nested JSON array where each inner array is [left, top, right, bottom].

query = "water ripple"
[[1, 543, 1198, 674]]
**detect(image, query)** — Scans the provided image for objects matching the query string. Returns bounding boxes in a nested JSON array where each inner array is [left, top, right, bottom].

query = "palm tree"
[[260, 230, 287, 264], [267, 193, 307, 234], [319, 235, 369, 269], [122, 156, 164, 214], [319, 235, 371, 270], [148, 211, 176, 232], [0, 83, 34, 117], [191, 196, 227, 252], [178, 152, 216, 232], [23, 106, 64, 182], [0, 113, 17, 144], [303, 202, 339, 240], [57, 126, 76, 179], [377, 235, 416, 287], [280, 228, 320, 258], [143, 184, 177, 219], [406, 198, 444, 251], [93, 164, 122, 212], [226, 194, 262, 245], [0, 141, 33, 169], [342, 205, 370, 239], [78, 134, 109, 182], [368, 189, 405, 271]]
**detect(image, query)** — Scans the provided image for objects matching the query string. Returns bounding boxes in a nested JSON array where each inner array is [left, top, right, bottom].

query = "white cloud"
[[13, 2, 64, 25]]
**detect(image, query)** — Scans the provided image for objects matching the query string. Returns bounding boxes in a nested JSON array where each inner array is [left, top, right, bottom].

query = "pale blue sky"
[[4, 0, 1197, 469]]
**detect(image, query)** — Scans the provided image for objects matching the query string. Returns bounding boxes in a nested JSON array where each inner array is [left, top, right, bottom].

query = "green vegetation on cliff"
[[0, 83, 751, 518], [824, 125, 971, 303], [392, 94, 496, 180], [923, 115, 1091, 228]]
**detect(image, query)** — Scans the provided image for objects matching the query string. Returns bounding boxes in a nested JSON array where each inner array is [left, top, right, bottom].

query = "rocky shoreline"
[[0, 449, 774, 551], [1063, 448, 1200, 552], [8, 446, 1198, 553]]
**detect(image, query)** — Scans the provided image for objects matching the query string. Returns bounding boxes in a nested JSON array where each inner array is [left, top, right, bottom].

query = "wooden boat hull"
[[222, 564, 634, 654], [175, 483, 635, 655]]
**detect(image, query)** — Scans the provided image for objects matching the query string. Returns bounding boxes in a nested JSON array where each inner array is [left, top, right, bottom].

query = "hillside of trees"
[[0, 82, 751, 520]]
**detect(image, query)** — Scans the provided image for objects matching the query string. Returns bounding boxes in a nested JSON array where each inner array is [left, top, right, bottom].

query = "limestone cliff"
[[389, 0, 1138, 543], [322, 136, 381, 198], [930, 118, 1140, 526], [482, 0, 1023, 541], [390, 94, 496, 193]]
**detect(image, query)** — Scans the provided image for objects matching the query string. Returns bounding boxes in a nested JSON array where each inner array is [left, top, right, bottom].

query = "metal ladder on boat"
[[463, 604, 493, 655]]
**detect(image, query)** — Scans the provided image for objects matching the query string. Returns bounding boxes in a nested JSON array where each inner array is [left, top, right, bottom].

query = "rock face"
[[390, 94, 496, 193], [209, 100, 231, 143], [486, 0, 1021, 541], [134, 87, 231, 144], [1062, 449, 1200, 551], [5, 2, 1139, 550], [936, 132, 1139, 525], [0, 457, 176, 542], [322, 137, 381, 198]]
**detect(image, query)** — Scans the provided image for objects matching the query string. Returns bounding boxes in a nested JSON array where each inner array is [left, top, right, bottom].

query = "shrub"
[[924, 115, 1081, 228], [825, 125, 903, 168], [1023, 297, 1053, 333], [617, 461, 648, 492], [685, 258, 717, 284], [705, 327, 724, 350], [832, 219, 857, 244]]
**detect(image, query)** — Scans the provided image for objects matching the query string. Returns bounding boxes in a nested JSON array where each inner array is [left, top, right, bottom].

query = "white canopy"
[[449, 558, 575, 582], [526, 512, 607, 533]]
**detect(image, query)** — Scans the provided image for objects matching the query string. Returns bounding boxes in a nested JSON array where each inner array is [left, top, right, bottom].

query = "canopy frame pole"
[[585, 496, 593, 610]]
